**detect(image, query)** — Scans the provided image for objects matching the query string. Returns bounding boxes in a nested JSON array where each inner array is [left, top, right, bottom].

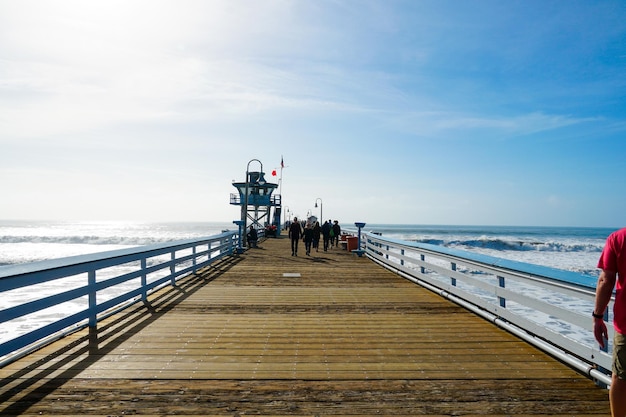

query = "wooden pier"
[[0, 236, 609, 416]]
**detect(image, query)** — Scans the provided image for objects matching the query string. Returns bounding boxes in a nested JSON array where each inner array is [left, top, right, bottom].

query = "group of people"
[[288, 218, 341, 256]]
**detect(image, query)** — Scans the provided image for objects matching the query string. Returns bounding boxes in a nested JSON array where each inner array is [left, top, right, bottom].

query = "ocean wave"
[[415, 237, 603, 253], [0, 235, 175, 246]]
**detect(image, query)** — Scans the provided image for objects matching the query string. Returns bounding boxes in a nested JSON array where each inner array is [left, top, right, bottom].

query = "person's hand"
[[594, 318, 608, 349]]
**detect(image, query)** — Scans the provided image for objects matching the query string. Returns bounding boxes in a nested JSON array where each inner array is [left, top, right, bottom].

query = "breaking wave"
[[415, 237, 603, 253], [0, 235, 175, 246]]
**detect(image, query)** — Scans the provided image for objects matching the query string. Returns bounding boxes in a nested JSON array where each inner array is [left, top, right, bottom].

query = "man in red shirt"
[[594, 227, 626, 416]]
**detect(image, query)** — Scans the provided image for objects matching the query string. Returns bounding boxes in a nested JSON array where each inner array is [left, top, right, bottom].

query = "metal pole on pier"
[[315, 198, 323, 227]]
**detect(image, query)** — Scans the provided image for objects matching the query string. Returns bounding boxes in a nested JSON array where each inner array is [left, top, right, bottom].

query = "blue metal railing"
[[0, 231, 238, 362], [355, 231, 611, 386]]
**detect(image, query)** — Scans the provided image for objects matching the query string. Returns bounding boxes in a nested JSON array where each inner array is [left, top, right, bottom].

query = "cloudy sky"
[[1, 0, 625, 227]]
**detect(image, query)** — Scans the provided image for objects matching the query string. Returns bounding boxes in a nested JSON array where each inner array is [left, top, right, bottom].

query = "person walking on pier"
[[312, 221, 321, 252], [321, 220, 331, 251], [332, 220, 341, 248], [289, 217, 303, 256], [303, 223, 313, 256], [594, 227, 626, 417]]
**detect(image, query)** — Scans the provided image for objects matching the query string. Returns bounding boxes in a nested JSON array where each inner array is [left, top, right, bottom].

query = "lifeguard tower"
[[230, 159, 281, 246]]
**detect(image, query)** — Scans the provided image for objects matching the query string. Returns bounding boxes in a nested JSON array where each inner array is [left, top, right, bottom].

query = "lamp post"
[[315, 198, 323, 226], [243, 159, 264, 246]]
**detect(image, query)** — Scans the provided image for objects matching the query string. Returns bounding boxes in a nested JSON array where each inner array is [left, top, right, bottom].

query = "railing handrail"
[[363, 233, 599, 291], [0, 231, 239, 364], [0, 231, 236, 280], [345, 229, 611, 387]]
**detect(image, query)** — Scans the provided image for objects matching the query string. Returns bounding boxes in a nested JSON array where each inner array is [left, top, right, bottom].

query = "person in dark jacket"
[[321, 220, 331, 251], [312, 221, 321, 252], [332, 220, 341, 248], [246, 225, 258, 248], [288, 217, 303, 256], [303, 223, 314, 256]]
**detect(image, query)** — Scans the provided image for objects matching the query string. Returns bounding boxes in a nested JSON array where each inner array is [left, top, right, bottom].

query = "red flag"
[[271, 170, 277, 176]]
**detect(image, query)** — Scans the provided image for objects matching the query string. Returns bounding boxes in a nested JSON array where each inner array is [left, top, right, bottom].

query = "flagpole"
[[279, 155, 284, 199], [279, 156, 285, 228]]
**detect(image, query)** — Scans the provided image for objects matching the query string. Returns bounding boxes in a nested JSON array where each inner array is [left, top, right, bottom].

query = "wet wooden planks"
[[0, 236, 609, 416]]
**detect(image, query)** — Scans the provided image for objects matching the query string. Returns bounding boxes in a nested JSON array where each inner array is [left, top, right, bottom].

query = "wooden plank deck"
[[0, 236, 609, 416]]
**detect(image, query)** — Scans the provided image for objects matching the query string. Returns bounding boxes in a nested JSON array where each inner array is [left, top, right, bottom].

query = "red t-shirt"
[[598, 228, 626, 334]]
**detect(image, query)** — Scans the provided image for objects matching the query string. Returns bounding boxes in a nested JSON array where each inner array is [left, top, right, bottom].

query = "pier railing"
[[0, 231, 238, 364], [358, 231, 611, 386]]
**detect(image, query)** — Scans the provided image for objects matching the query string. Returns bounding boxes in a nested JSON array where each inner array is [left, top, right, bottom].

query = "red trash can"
[[346, 236, 358, 251]]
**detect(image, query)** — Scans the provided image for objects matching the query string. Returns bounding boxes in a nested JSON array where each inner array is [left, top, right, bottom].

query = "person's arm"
[[593, 269, 616, 349]]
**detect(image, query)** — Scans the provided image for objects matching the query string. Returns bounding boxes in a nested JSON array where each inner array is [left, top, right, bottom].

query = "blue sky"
[[1, 0, 625, 227]]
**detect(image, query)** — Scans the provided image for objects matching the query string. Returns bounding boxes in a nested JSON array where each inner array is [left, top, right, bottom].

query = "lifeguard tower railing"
[[229, 193, 281, 206], [352, 230, 612, 386], [0, 231, 238, 366]]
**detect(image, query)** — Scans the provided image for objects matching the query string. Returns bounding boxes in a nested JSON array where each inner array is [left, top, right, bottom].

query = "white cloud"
[[385, 110, 600, 139]]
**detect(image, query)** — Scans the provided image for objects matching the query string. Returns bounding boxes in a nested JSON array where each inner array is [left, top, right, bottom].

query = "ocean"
[[0, 220, 235, 266], [0, 220, 615, 276], [365, 223, 615, 278]]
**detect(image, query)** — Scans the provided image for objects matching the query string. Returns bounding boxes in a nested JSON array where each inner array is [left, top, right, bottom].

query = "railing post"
[[497, 275, 506, 308], [400, 249, 405, 266], [451, 262, 457, 286], [192, 246, 197, 274], [386, 245, 389, 260], [88, 270, 97, 328], [420, 254, 425, 274], [170, 251, 176, 285], [233, 220, 245, 253], [141, 258, 147, 301]]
